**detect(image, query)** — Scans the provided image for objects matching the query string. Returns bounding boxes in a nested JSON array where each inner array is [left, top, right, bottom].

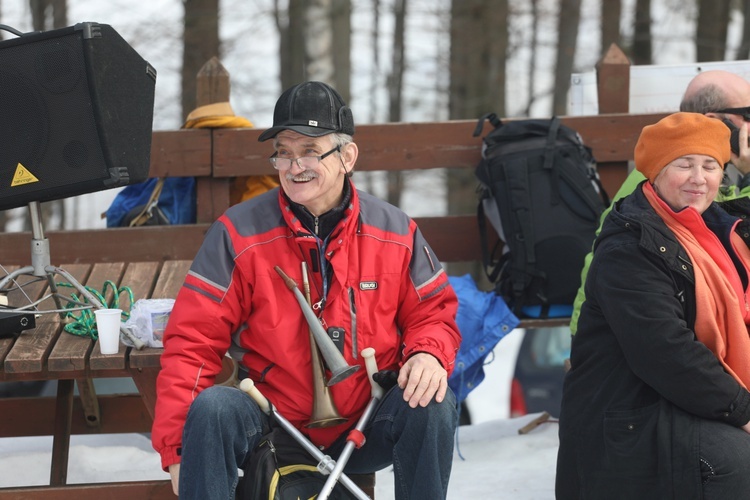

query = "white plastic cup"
[[95, 308, 123, 355]]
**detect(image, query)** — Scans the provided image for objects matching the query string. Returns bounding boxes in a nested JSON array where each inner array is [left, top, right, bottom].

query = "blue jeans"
[[179, 384, 458, 500]]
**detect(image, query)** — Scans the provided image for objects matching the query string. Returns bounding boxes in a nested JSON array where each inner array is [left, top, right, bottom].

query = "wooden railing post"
[[194, 57, 232, 223], [196, 56, 230, 107], [595, 44, 632, 197]]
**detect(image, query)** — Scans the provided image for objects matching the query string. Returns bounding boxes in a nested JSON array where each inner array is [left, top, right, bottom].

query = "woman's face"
[[652, 154, 723, 214]]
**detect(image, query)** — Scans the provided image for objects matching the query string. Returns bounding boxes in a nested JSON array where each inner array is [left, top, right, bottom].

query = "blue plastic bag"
[[448, 274, 520, 404]]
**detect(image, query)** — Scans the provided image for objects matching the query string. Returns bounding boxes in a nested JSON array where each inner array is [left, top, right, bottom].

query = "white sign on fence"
[[569, 60, 750, 116]]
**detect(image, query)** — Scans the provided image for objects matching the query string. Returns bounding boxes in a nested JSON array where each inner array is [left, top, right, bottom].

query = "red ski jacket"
[[151, 181, 461, 470]]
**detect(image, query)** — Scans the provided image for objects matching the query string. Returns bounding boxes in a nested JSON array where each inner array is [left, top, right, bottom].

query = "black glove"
[[372, 369, 399, 391]]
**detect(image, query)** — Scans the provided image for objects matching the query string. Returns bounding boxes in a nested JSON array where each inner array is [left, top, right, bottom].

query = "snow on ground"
[[0, 413, 558, 499], [0, 331, 554, 498]]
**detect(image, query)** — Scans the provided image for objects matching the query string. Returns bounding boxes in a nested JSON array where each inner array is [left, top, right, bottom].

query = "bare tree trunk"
[[331, 0, 351, 103], [449, 0, 507, 119], [449, 0, 508, 279], [31, 0, 66, 29], [523, 0, 539, 116], [631, 0, 651, 64], [738, 0, 750, 60], [369, 0, 380, 123], [305, 0, 334, 84], [182, 0, 220, 122], [386, 0, 407, 207], [600, 0, 621, 57], [696, 0, 731, 62], [29, 0, 45, 30], [276, 0, 306, 90], [51, 0, 65, 28], [552, 0, 581, 116]]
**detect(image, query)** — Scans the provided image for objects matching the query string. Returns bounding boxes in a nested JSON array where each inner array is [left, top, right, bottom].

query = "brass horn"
[[301, 262, 347, 428], [274, 265, 360, 386]]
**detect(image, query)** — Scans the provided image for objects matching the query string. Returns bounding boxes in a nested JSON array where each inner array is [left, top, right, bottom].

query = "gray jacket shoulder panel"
[[357, 189, 410, 235], [189, 220, 238, 293], [356, 189, 445, 288], [223, 188, 285, 237], [190, 189, 284, 292]]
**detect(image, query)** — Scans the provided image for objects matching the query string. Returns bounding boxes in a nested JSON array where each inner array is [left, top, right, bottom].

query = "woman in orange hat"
[[556, 112, 750, 499]]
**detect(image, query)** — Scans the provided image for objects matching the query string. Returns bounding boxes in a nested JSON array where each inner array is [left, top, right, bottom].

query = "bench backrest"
[[0, 112, 667, 267]]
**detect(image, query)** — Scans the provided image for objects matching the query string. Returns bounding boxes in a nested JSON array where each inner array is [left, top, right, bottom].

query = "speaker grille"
[[0, 23, 155, 211], [0, 67, 49, 173]]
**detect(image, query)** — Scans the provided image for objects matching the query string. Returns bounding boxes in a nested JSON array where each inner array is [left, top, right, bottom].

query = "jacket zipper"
[[349, 287, 357, 359]]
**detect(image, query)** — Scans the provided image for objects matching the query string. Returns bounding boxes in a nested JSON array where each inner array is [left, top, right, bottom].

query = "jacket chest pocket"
[[346, 278, 399, 357]]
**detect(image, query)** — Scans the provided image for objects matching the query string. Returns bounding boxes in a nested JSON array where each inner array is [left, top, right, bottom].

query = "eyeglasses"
[[714, 106, 750, 122], [269, 146, 341, 171]]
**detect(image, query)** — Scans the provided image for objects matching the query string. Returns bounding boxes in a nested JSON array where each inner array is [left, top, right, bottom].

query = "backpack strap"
[[544, 117, 562, 205], [473, 112, 503, 138], [502, 157, 538, 302], [476, 193, 507, 284], [128, 178, 165, 227]]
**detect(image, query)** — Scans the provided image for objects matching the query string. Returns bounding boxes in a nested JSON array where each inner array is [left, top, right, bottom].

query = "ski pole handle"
[[239, 378, 271, 414], [360, 347, 384, 399]]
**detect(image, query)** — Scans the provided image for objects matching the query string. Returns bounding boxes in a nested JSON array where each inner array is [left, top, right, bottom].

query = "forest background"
[[0, 0, 747, 239]]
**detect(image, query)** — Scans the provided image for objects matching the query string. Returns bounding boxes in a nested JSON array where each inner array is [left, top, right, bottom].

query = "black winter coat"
[[556, 184, 750, 499]]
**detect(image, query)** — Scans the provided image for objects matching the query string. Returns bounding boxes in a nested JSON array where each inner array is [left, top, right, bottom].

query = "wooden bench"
[[0, 49, 660, 498], [0, 253, 376, 498], [0, 259, 187, 499], [0, 116, 656, 498]]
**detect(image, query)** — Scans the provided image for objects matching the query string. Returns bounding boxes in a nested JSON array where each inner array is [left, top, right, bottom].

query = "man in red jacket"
[[152, 81, 461, 499]]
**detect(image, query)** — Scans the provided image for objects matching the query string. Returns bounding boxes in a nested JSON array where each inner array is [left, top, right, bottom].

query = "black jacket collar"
[[285, 178, 352, 240]]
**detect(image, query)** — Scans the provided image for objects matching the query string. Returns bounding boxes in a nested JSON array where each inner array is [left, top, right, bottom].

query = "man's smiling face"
[[274, 131, 351, 216]]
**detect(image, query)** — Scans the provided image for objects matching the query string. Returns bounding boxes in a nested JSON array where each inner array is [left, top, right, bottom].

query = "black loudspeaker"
[[0, 22, 157, 211]]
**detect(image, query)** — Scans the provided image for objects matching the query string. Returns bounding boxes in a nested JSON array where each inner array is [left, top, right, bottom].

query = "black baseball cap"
[[258, 81, 355, 142]]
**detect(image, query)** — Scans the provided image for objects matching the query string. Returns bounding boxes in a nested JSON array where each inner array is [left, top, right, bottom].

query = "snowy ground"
[[0, 413, 558, 499], [0, 330, 558, 499]]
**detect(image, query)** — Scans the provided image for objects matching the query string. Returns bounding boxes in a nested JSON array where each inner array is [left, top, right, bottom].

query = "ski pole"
[[318, 347, 384, 500], [238, 378, 370, 500]]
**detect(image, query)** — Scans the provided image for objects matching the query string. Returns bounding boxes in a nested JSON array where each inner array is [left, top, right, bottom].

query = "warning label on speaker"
[[11, 163, 39, 186]]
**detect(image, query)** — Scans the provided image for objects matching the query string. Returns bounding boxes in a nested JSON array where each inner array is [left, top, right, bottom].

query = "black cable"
[[0, 24, 24, 37]]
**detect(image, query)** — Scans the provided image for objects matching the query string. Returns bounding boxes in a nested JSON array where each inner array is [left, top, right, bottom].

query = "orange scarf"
[[643, 182, 750, 389]]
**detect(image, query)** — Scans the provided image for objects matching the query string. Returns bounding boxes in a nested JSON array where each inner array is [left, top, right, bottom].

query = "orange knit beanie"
[[634, 112, 731, 182]]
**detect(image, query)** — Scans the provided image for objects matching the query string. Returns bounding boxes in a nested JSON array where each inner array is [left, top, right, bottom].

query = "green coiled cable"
[[57, 280, 134, 339]]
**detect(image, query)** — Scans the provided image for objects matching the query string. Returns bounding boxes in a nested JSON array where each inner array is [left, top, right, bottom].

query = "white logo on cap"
[[308, 120, 318, 127]]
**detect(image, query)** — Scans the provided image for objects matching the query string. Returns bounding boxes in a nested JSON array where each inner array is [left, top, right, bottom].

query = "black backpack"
[[236, 415, 357, 500], [473, 113, 609, 318]]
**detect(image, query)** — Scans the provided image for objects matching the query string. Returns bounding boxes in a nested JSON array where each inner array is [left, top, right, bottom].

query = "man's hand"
[[732, 122, 750, 176], [397, 352, 448, 408], [168, 463, 180, 496]]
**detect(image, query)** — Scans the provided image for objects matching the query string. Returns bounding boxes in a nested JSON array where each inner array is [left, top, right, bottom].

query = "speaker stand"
[[0, 202, 145, 349], [0, 201, 107, 316]]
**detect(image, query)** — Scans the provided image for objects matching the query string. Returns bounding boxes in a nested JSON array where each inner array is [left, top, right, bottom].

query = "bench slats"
[[47, 264, 101, 373], [3, 264, 91, 374], [90, 261, 161, 371], [150, 260, 192, 299], [129, 260, 191, 373]]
